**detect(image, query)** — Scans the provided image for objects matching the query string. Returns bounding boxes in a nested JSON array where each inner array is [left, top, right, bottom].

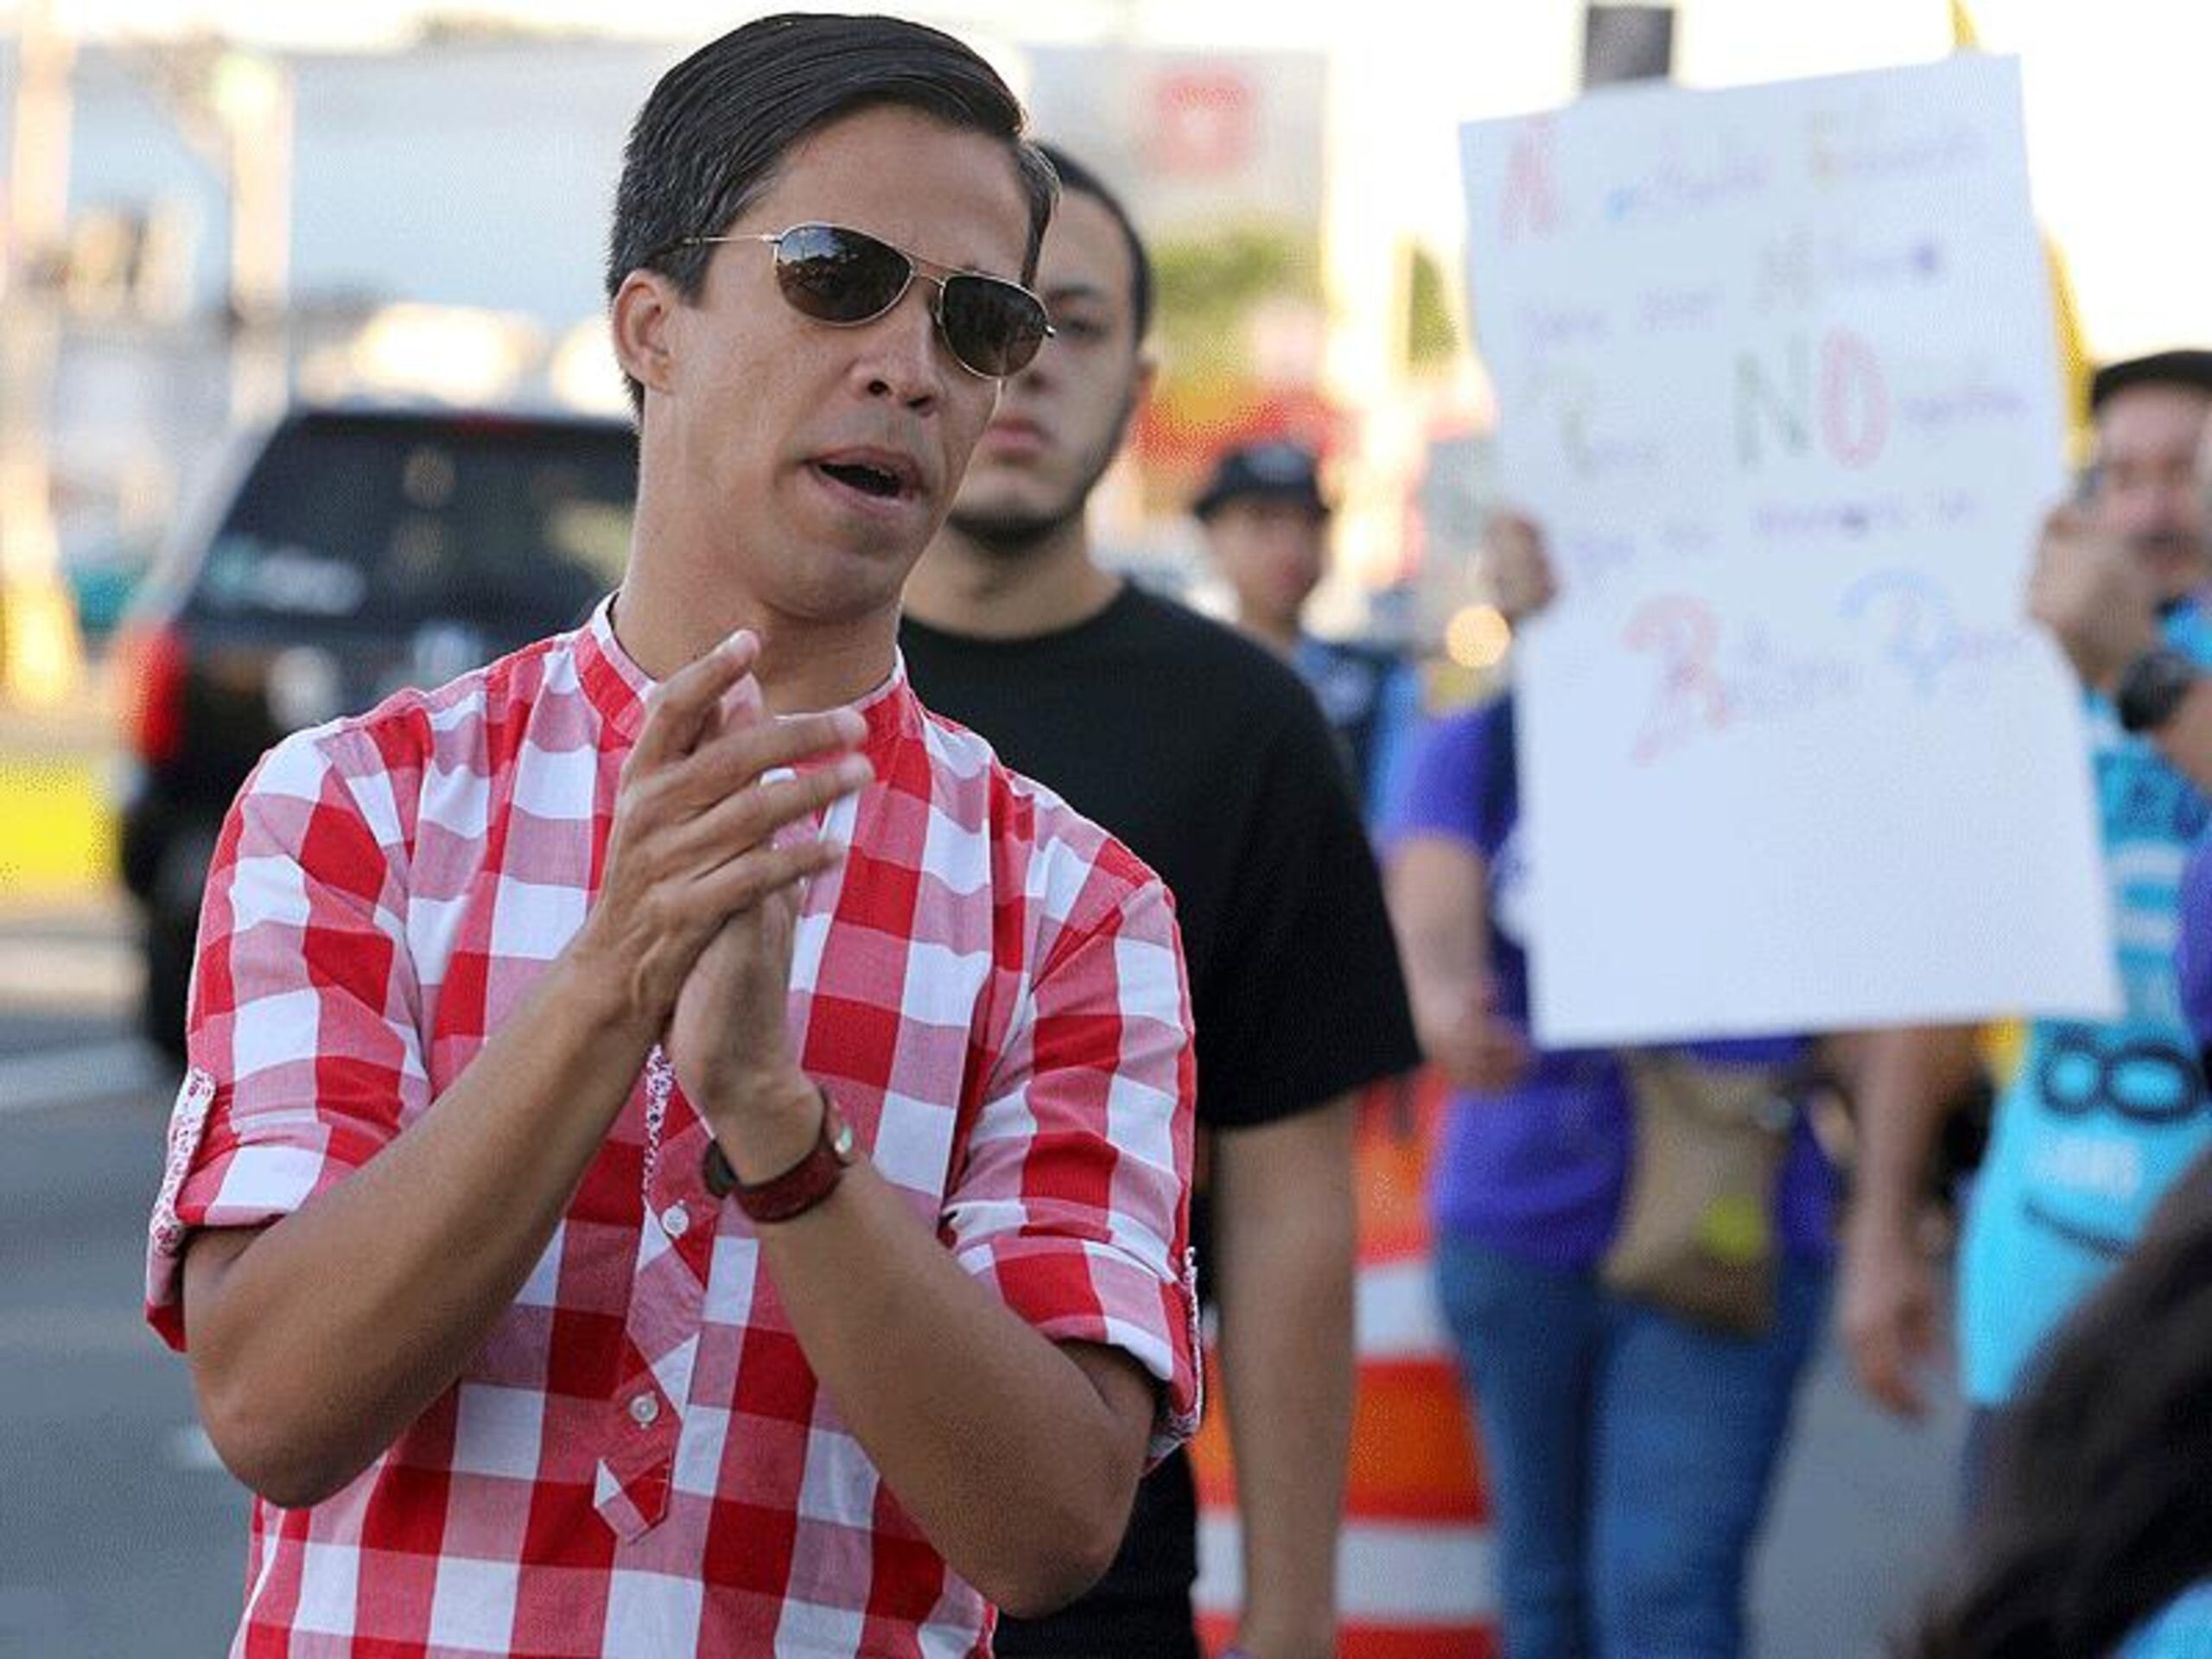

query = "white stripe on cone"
[[1355, 1254, 1452, 1359]]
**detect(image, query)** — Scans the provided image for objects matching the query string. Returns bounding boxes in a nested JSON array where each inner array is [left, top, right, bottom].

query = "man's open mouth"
[[817, 461, 908, 499]]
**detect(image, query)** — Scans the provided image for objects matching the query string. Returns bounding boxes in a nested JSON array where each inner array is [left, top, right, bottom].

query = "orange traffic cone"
[[1192, 1070, 1498, 1656]]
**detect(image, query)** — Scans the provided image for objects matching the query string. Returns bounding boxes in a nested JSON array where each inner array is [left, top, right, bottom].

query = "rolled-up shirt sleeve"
[[146, 727, 428, 1351], [940, 864, 1200, 1465]]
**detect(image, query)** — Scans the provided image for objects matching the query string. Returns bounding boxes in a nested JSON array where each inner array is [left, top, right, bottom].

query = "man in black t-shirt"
[[902, 145, 1420, 1659]]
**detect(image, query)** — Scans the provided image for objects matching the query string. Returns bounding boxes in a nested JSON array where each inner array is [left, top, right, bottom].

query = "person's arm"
[[1485, 507, 1558, 626], [2030, 503, 2212, 789], [1839, 1023, 1983, 1417], [1211, 1097, 1357, 1659], [1376, 518, 1545, 1095], [179, 633, 866, 1505], [671, 772, 1191, 1614], [747, 1147, 1160, 1615], [190, 1039, 1162, 1615], [1387, 836, 1531, 1094]]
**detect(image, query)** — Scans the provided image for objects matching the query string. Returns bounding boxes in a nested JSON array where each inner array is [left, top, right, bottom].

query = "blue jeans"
[[1435, 1233, 1832, 1659]]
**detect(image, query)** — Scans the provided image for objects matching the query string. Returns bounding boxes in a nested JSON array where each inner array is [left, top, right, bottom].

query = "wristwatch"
[[2113, 644, 2201, 734], [702, 1088, 856, 1224]]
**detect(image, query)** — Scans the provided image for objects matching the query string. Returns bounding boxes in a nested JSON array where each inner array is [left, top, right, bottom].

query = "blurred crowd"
[[1241, 352, 2212, 1657], [1052, 196, 2212, 1659], [1213, 353, 2212, 1656]]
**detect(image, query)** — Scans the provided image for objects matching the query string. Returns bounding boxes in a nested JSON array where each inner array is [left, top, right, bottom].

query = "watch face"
[[2120, 646, 2199, 734]]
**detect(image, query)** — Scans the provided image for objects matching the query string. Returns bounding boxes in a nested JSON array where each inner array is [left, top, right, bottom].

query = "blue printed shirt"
[[1294, 634, 1425, 827], [2119, 1582, 2212, 1658], [1959, 601, 2212, 1406]]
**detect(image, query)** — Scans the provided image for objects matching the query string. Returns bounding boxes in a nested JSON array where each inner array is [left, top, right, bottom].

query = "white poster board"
[[1459, 55, 2120, 1046]]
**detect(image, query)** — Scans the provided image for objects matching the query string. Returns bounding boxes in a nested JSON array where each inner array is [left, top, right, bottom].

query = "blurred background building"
[[3, 0, 2209, 697]]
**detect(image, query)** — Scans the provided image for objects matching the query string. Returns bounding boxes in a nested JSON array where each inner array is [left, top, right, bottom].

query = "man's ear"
[[611, 269, 681, 397]]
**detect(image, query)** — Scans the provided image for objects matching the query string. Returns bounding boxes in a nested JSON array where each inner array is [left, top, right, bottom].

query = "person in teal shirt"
[[1904, 1147, 2212, 1657], [1846, 351, 2212, 1511], [1957, 582, 2212, 1408]]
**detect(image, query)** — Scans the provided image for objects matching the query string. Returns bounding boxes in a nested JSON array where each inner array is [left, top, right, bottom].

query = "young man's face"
[[637, 103, 1033, 624], [1205, 496, 1327, 634], [2091, 381, 2212, 605], [947, 188, 1151, 549]]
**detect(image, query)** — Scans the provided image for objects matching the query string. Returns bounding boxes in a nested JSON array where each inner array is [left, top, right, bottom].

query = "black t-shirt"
[[900, 585, 1420, 1644]]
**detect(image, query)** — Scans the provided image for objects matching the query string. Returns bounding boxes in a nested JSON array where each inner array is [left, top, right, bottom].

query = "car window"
[[188, 417, 637, 632]]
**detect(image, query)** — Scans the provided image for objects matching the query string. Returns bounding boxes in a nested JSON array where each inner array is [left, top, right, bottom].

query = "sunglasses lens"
[[941, 276, 1051, 378], [772, 225, 910, 324], [766, 223, 1049, 378]]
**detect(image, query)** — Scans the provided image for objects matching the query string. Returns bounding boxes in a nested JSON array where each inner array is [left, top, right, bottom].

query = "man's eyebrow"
[[1045, 280, 1110, 308]]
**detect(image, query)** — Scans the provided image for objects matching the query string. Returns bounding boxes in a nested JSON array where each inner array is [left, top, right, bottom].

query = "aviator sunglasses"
[[670, 221, 1053, 378]]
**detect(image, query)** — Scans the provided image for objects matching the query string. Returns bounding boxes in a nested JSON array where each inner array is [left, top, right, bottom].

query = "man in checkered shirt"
[[143, 16, 1199, 1656]]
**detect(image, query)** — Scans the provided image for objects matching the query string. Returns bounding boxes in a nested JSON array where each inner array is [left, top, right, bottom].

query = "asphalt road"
[[0, 907, 245, 1659], [0, 893, 1967, 1658]]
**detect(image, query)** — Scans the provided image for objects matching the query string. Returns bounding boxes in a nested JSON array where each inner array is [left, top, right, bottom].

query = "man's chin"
[[946, 499, 1079, 556]]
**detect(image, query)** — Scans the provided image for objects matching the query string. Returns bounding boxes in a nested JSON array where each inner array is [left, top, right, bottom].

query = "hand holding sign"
[[2029, 504, 2162, 696]]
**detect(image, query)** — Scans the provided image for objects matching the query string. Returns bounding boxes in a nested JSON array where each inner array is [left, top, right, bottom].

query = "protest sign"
[[1460, 54, 2120, 1044]]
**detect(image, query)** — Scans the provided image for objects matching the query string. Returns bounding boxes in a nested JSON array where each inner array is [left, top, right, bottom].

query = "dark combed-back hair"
[[1034, 141, 1154, 346], [605, 11, 1059, 410], [1903, 1147, 2212, 1658]]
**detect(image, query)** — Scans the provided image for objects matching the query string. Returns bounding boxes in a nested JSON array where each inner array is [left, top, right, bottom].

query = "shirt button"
[[660, 1204, 690, 1239], [627, 1391, 660, 1428]]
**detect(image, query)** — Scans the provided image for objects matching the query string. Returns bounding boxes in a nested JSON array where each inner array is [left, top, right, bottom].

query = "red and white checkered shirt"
[[146, 599, 1199, 1658]]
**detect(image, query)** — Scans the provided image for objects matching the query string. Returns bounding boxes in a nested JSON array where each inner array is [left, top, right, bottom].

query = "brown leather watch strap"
[[702, 1089, 856, 1224]]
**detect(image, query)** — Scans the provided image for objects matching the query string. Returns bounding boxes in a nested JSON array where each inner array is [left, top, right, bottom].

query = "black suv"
[[113, 404, 639, 1059]]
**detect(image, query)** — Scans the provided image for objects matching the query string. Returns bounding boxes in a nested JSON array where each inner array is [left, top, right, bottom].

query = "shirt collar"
[[576, 592, 915, 766]]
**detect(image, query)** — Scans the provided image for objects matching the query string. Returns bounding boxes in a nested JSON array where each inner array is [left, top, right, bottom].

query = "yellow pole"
[[1952, 0, 2094, 463]]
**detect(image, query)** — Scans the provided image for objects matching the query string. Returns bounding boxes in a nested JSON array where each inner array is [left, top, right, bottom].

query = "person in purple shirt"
[[1383, 513, 1842, 1659]]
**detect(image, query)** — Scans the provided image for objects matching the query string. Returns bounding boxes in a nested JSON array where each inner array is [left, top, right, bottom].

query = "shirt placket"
[[594, 1047, 713, 1540], [589, 767, 863, 1541]]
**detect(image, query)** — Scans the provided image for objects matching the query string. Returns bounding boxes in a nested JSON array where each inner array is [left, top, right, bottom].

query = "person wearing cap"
[[1194, 440, 1426, 824], [2025, 349, 2212, 789], [1845, 348, 2212, 1514]]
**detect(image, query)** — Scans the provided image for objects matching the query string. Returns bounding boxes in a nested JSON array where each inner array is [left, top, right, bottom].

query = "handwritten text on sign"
[[1460, 57, 2118, 1046]]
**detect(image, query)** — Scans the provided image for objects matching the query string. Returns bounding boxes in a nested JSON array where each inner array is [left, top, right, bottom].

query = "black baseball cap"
[[2089, 348, 2212, 414], [1192, 440, 1331, 521]]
